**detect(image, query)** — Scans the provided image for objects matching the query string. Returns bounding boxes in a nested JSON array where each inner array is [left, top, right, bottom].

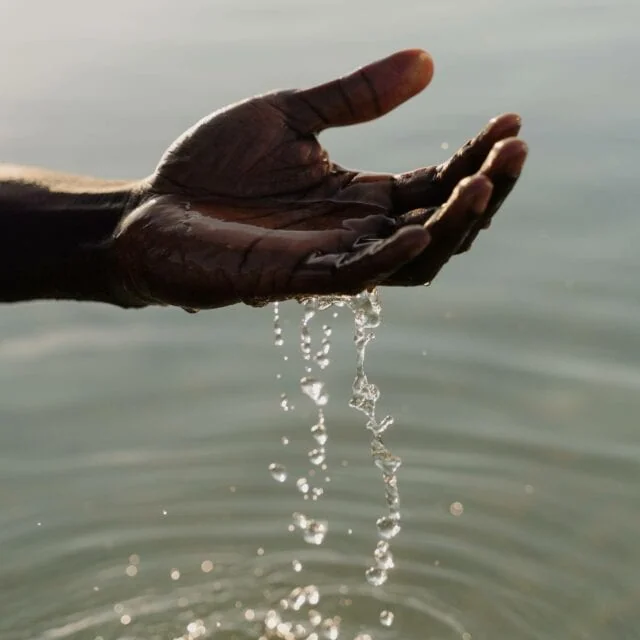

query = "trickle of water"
[[300, 305, 316, 361], [268, 463, 287, 483], [371, 440, 402, 475], [270, 293, 402, 635], [297, 300, 334, 503], [343, 290, 404, 584], [273, 301, 284, 347]]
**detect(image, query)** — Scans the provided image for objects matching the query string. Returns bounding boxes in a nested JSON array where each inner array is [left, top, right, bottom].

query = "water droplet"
[[280, 393, 293, 412], [292, 512, 308, 528], [380, 610, 394, 627], [308, 609, 322, 626], [268, 463, 287, 483], [264, 609, 281, 631], [201, 560, 214, 573], [304, 520, 328, 545], [374, 540, 395, 570], [449, 501, 464, 516], [292, 514, 328, 545], [296, 477, 310, 494], [308, 448, 326, 466], [311, 421, 328, 445], [365, 566, 388, 586], [376, 515, 401, 539], [300, 377, 329, 406], [319, 617, 340, 640]]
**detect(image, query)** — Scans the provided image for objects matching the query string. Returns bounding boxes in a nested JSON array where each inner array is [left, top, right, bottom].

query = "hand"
[[111, 49, 528, 310]]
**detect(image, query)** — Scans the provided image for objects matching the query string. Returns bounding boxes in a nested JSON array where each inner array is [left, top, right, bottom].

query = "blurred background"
[[1, 1, 639, 639]]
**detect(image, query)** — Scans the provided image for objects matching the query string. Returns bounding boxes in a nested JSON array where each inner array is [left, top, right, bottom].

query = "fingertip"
[[380, 48, 435, 102], [391, 224, 432, 258], [489, 112, 522, 128], [399, 48, 435, 91], [456, 174, 494, 213], [483, 137, 529, 177]]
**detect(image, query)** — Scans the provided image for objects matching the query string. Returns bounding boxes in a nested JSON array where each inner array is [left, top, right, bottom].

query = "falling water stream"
[[269, 290, 402, 639]]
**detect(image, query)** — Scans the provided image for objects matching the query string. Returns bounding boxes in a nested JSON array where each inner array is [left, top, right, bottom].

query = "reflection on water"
[[1, 0, 640, 639]]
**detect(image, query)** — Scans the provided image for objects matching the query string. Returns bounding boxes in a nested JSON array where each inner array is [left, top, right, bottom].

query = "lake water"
[[1, 1, 639, 639]]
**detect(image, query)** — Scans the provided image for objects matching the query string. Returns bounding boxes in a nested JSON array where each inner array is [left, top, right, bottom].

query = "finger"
[[391, 113, 521, 212], [288, 49, 434, 134], [456, 137, 528, 253], [288, 225, 430, 297], [383, 174, 493, 286]]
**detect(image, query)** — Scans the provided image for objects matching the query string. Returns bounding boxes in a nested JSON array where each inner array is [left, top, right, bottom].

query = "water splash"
[[270, 291, 404, 638], [343, 290, 402, 587]]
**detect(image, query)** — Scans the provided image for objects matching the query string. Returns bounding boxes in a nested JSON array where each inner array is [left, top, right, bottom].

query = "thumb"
[[288, 49, 434, 133]]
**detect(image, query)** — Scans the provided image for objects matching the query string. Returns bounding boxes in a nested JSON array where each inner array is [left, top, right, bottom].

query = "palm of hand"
[[113, 50, 527, 310]]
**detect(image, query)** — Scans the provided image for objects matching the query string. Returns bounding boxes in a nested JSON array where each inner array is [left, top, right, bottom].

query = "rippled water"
[[1, 1, 640, 639]]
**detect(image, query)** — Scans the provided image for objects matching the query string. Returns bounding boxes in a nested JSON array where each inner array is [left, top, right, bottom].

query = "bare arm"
[[0, 165, 144, 306]]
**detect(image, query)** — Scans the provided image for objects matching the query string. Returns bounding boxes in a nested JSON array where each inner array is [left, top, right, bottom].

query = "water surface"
[[1, 1, 639, 639]]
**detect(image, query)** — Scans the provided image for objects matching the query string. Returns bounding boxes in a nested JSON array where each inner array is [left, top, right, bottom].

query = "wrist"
[[0, 167, 150, 307]]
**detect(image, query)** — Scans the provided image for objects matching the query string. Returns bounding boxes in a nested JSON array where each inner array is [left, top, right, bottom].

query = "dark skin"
[[0, 49, 527, 309]]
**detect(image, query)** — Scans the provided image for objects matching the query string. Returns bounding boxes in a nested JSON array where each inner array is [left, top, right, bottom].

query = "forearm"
[[0, 165, 145, 306]]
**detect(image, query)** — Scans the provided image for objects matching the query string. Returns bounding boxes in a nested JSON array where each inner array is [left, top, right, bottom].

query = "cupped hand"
[[112, 49, 528, 310]]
